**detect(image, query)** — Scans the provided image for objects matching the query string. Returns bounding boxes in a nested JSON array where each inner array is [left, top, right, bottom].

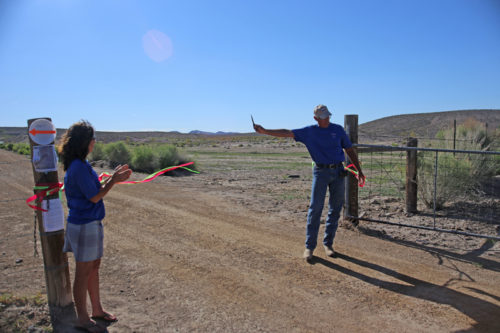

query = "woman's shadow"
[[310, 253, 500, 333]]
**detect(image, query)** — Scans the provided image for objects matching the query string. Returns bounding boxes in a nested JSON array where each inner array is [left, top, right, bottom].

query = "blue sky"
[[1, 0, 499, 133]]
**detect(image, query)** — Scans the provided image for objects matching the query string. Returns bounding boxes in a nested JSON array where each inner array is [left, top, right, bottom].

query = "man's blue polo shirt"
[[64, 159, 105, 224], [292, 123, 352, 164]]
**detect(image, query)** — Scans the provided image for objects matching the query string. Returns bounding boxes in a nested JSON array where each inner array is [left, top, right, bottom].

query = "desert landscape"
[[2, 0, 499, 328], [1, 116, 500, 332]]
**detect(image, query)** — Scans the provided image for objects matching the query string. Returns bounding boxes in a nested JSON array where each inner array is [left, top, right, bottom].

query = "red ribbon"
[[98, 162, 195, 184], [344, 164, 365, 188], [26, 182, 64, 212], [26, 162, 197, 211]]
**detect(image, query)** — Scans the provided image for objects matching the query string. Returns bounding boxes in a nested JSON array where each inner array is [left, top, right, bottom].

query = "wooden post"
[[344, 115, 358, 222], [27, 118, 75, 329], [406, 137, 418, 213], [453, 119, 456, 155]]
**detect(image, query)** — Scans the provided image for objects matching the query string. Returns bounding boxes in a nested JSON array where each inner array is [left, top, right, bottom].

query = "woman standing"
[[59, 120, 132, 332]]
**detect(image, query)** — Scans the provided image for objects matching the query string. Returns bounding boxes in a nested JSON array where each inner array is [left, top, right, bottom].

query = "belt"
[[315, 163, 343, 169]]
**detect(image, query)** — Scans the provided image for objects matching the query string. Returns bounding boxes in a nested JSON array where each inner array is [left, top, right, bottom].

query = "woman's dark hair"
[[58, 120, 95, 170]]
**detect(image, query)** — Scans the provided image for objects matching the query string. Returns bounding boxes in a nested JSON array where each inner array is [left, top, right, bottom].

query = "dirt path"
[[1, 149, 500, 332]]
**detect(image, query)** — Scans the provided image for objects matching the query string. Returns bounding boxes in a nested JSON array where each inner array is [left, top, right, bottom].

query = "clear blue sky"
[[1, 0, 499, 133]]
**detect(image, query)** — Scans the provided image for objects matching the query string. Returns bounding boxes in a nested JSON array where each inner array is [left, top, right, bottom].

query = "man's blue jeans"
[[305, 166, 345, 250]]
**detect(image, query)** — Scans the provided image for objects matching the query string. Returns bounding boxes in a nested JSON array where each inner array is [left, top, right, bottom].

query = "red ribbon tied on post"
[[344, 164, 365, 188], [26, 182, 64, 212]]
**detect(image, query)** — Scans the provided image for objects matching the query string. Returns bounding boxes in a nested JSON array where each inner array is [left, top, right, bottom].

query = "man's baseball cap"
[[313, 104, 332, 119]]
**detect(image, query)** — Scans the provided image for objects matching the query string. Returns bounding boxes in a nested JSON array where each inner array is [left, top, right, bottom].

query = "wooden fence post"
[[406, 137, 418, 213], [453, 119, 456, 155], [27, 118, 75, 329], [344, 115, 358, 222]]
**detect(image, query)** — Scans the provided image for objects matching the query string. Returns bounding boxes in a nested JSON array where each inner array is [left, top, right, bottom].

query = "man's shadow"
[[310, 253, 500, 333], [356, 226, 500, 273]]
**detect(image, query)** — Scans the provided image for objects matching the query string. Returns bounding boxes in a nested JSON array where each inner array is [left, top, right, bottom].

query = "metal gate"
[[346, 143, 500, 241]]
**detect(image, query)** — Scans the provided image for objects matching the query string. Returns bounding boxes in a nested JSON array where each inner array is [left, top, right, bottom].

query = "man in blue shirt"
[[254, 105, 365, 261]]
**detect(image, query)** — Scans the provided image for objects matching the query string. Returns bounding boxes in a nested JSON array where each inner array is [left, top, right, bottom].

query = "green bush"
[[12, 143, 30, 155], [418, 120, 497, 209], [157, 144, 180, 168], [104, 141, 131, 167], [80, 141, 196, 175], [156, 144, 196, 174], [0, 142, 30, 155], [89, 142, 106, 161], [131, 145, 157, 173]]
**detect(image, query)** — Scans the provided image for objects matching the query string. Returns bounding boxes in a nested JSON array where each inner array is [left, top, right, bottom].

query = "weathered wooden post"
[[453, 119, 456, 155], [27, 118, 75, 329], [406, 137, 418, 213], [344, 115, 358, 222]]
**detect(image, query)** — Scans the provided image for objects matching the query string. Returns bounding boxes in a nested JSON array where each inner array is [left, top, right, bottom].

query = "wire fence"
[[359, 132, 500, 150], [353, 142, 500, 241]]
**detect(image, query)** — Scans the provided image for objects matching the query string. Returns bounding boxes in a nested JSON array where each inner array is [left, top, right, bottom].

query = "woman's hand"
[[90, 165, 132, 203], [111, 164, 132, 183]]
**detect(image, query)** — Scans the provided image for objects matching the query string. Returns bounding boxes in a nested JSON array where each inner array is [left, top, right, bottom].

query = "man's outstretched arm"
[[253, 124, 294, 138]]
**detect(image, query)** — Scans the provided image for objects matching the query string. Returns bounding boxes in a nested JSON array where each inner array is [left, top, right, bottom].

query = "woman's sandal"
[[75, 321, 106, 333], [91, 311, 118, 323]]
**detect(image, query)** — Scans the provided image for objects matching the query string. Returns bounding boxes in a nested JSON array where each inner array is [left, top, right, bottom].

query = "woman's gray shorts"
[[63, 220, 104, 262]]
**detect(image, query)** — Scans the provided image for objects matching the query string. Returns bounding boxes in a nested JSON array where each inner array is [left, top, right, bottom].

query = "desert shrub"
[[104, 141, 131, 167], [0, 142, 30, 155], [418, 120, 497, 209], [131, 145, 158, 173], [157, 144, 197, 173], [128, 143, 196, 174], [157, 144, 181, 168], [89, 142, 106, 161], [12, 143, 30, 155], [84, 141, 196, 175]]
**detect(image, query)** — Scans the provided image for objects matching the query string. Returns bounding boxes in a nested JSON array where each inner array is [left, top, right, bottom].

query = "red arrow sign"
[[29, 129, 56, 136]]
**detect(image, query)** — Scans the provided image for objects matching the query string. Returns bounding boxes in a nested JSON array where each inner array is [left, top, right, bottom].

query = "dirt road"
[[1, 149, 500, 332]]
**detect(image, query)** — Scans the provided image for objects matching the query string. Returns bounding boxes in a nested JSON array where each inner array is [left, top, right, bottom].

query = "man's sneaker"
[[303, 248, 313, 261], [323, 245, 335, 257]]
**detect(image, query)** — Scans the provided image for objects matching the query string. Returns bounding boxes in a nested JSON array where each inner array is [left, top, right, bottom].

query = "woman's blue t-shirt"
[[64, 159, 105, 224], [292, 123, 352, 164]]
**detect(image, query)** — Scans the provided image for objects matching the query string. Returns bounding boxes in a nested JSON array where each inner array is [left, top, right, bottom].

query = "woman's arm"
[[89, 164, 132, 203]]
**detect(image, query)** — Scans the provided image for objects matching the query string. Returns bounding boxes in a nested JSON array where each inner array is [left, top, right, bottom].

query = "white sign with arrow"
[[28, 119, 56, 145]]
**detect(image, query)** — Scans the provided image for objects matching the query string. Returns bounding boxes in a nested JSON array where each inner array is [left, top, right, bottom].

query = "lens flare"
[[142, 29, 173, 62]]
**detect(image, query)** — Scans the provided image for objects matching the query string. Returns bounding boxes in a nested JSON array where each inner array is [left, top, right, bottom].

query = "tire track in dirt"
[[104, 189, 356, 332], [2, 150, 500, 332], [96, 183, 496, 332]]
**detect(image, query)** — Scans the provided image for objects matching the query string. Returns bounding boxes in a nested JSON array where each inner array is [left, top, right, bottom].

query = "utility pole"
[[27, 118, 75, 330]]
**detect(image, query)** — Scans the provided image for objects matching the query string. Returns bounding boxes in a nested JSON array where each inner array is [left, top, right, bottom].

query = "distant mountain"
[[189, 130, 240, 135], [359, 109, 500, 139], [2, 109, 499, 144]]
